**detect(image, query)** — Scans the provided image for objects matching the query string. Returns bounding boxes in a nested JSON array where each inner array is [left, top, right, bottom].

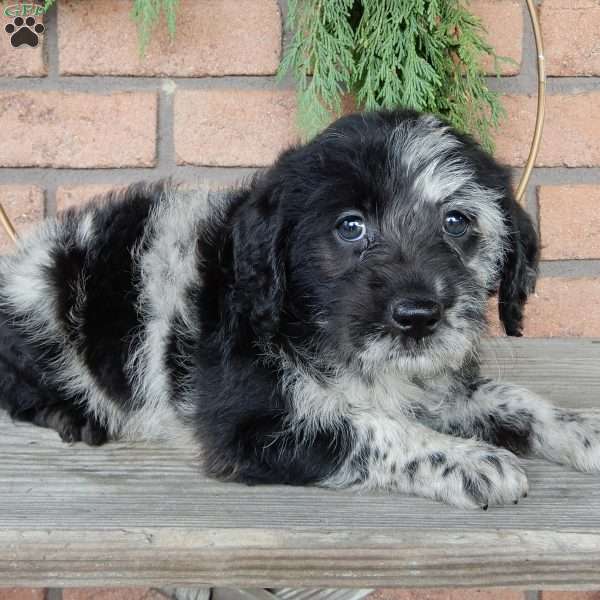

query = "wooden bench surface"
[[1, 338, 600, 589]]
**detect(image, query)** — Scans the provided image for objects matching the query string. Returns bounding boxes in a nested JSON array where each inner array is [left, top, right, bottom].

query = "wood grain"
[[479, 338, 600, 408], [0, 338, 599, 588]]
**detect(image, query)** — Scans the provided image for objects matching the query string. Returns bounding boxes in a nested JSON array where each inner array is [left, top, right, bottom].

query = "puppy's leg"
[[323, 417, 528, 509], [0, 312, 108, 446], [434, 380, 600, 472], [212, 410, 527, 508]]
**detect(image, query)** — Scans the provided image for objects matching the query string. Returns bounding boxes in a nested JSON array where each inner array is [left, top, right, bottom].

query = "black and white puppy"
[[1, 110, 599, 509]]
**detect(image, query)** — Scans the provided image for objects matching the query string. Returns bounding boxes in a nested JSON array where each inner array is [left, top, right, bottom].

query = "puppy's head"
[[232, 110, 538, 375]]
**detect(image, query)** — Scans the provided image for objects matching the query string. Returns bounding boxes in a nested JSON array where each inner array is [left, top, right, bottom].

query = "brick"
[[0, 12, 47, 77], [58, 0, 281, 76], [541, 592, 600, 600], [63, 590, 167, 600], [488, 276, 600, 338], [0, 92, 157, 168], [541, 0, 600, 76], [0, 186, 44, 253], [174, 89, 298, 167], [495, 94, 600, 167], [539, 185, 600, 260], [524, 278, 600, 337], [0, 590, 46, 600], [471, 0, 522, 75], [368, 589, 525, 600], [56, 184, 121, 212]]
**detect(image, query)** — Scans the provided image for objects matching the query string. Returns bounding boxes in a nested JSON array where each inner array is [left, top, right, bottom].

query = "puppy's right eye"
[[336, 215, 366, 242], [443, 210, 470, 237]]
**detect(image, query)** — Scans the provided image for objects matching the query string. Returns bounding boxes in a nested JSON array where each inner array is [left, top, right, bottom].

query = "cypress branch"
[[280, 0, 506, 152]]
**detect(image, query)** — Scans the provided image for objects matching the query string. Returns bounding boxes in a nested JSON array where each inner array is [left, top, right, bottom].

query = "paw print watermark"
[[5, 16, 44, 48], [3, 3, 47, 49]]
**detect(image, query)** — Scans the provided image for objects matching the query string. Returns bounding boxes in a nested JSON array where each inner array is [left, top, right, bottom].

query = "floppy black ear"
[[230, 185, 287, 343], [498, 200, 539, 336]]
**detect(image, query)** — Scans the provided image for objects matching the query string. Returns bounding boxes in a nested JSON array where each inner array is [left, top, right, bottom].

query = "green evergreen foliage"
[[131, 0, 179, 52], [280, 0, 506, 151], [39, 0, 504, 150]]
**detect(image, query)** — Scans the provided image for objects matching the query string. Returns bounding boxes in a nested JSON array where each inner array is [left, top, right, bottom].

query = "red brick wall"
[[0, 7, 600, 600], [0, 4, 598, 600], [1, 0, 599, 337]]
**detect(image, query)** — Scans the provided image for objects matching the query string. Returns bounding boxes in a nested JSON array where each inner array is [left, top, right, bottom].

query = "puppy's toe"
[[437, 446, 528, 509], [81, 418, 109, 446], [35, 406, 108, 446]]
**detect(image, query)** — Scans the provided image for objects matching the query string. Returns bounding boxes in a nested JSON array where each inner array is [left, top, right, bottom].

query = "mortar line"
[[3, 71, 595, 94], [277, 0, 290, 48], [37, 0, 57, 204], [3, 165, 600, 185], [545, 78, 600, 93], [44, 181, 57, 217], [540, 259, 600, 277], [528, 168, 600, 184], [43, 1, 58, 79], [0, 166, 256, 178], [0, 71, 600, 89], [2, 73, 597, 95], [519, 0, 538, 87], [157, 80, 176, 175], [0, 75, 291, 92]]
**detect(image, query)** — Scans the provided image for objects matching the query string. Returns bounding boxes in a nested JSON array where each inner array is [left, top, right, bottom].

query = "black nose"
[[391, 299, 443, 339]]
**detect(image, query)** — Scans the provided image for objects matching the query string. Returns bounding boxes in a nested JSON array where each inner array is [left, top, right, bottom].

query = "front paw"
[[413, 444, 529, 509], [38, 407, 108, 446]]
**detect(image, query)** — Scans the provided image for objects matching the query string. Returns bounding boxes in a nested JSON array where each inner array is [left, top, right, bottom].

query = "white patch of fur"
[[0, 220, 60, 324], [390, 116, 467, 204], [122, 184, 211, 442], [323, 413, 528, 509], [77, 211, 96, 245], [388, 115, 509, 289], [284, 363, 426, 437], [355, 322, 480, 382]]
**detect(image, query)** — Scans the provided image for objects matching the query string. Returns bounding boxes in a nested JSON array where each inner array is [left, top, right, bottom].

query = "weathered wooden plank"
[[0, 338, 599, 587], [479, 337, 600, 408], [3, 442, 600, 531], [2, 527, 600, 588]]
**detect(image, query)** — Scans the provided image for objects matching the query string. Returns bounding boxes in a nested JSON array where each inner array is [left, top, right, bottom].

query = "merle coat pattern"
[[1, 110, 599, 509]]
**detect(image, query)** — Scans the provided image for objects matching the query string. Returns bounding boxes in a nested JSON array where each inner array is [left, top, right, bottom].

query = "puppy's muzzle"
[[391, 298, 443, 340]]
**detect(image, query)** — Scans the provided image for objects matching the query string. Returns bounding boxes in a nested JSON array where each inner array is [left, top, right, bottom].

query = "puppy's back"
[[0, 181, 212, 442]]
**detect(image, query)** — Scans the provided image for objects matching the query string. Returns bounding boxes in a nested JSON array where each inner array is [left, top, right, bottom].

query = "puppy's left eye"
[[336, 215, 366, 242], [443, 210, 470, 237]]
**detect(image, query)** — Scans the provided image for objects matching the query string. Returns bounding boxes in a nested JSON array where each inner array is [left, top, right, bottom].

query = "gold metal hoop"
[[0, 1, 545, 244], [0, 203, 17, 244], [516, 0, 546, 203]]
